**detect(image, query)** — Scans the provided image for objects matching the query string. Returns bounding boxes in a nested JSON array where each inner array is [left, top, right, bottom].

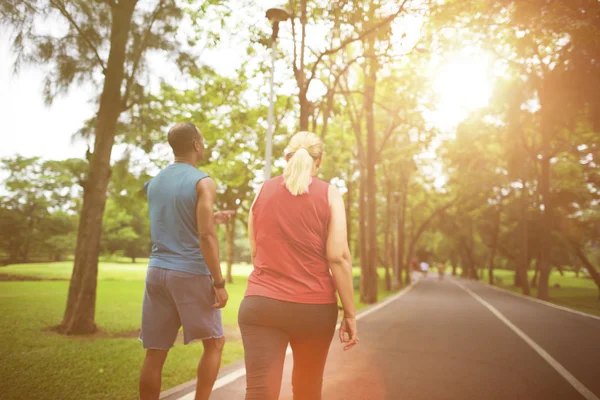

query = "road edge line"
[[452, 279, 600, 400], [479, 280, 600, 322], [167, 280, 419, 400]]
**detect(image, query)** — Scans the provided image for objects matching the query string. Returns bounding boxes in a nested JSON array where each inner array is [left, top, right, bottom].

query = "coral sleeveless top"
[[245, 175, 337, 304]]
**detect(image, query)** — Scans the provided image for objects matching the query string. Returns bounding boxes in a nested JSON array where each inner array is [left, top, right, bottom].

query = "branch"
[[319, 55, 364, 139], [409, 199, 457, 252], [300, 0, 307, 71], [339, 77, 364, 160], [335, 90, 395, 113], [122, 0, 167, 110], [376, 118, 401, 157], [50, 0, 106, 73], [305, 0, 409, 89], [289, 1, 299, 74]]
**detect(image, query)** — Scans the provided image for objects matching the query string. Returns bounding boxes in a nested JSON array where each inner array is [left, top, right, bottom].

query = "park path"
[[165, 276, 600, 400]]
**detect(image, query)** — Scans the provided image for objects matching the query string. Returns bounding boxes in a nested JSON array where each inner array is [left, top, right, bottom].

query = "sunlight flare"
[[431, 50, 495, 128]]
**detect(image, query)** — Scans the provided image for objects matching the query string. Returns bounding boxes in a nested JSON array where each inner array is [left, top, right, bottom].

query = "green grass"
[[0, 261, 399, 400], [480, 269, 600, 317], [1, 260, 151, 281]]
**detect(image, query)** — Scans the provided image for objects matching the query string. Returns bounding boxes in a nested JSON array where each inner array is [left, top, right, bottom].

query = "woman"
[[239, 131, 358, 400]]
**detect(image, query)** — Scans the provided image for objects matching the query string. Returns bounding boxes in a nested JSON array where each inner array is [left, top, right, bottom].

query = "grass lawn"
[[479, 269, 600, 317], [0, 261, 399, 400]]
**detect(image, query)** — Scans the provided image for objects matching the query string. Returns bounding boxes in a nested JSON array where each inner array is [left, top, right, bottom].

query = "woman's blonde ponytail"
[[282, 132, 323, 196]]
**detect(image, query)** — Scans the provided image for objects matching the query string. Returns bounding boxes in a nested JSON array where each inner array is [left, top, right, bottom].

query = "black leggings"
[[238, 296, 338, 400]]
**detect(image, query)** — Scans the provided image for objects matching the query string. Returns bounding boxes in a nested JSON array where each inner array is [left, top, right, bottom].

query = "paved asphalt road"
[[170, 277, 600, 400]]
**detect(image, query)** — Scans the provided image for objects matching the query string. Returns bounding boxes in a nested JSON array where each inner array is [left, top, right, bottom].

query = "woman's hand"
[[339, 317, 359, 351]]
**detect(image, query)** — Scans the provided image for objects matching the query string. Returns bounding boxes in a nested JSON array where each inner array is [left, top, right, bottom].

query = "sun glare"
[[430, 51, 495, 129]]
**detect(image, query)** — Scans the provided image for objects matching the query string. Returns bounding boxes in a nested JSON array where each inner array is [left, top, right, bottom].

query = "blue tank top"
[[144, 163, 210, 275]]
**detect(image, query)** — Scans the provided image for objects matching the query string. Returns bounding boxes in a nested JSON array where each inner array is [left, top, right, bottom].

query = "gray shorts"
[[140, 267, 224, 350]]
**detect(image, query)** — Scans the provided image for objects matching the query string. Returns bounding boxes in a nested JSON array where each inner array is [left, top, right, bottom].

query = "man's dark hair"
[[167, 122, 202, 156]]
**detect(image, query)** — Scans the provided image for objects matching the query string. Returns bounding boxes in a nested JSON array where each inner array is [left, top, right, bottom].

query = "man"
[[139, 122, 232, 400]]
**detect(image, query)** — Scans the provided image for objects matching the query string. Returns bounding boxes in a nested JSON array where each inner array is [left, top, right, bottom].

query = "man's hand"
[[214, 210, 235, 224], [213, 287, 229, 309]]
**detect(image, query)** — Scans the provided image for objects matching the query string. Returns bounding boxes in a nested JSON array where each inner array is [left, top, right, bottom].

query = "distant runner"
[[420, 261, 429, 278], [437, 262, 446, 280]]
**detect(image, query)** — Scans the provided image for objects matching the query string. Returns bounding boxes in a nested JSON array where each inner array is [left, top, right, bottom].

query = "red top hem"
[[244, 284, 338, 305]]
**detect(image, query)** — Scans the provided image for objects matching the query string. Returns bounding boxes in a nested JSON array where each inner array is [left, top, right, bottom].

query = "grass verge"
[[479, 268, 600, 317], [0, 261, 400, 399]]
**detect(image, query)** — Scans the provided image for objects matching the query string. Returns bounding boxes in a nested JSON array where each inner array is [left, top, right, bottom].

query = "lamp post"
[[264, 7, 291, 181]]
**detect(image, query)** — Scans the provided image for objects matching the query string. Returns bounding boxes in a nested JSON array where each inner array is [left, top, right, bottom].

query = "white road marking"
[[452, 279, 600, 400], [175, 281, 419, 400]]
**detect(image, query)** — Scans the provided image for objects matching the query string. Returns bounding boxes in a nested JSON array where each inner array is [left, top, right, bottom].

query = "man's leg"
[[139, 268, 180, 400], [140, 349, 169, 400], [194, 336, 226, 400]]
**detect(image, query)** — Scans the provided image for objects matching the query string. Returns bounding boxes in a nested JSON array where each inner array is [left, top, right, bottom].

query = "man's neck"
[[174, 156, 196, 166]]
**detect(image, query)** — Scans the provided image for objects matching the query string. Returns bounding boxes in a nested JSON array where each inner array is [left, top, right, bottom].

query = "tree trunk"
[[299, 88, 310, 131], [363, 29, 378, 304], [531, 252, 542, 288], [451, 257, 457, 276], [517, 177, 531, 295], [537, 103, 553, 300], [59, 1, 136, 335], [396, 187, 406, 285], [568, 239, 600, 300], [131, 256, 136, 263], [358, 167, 368, 303], [297, 0, 310, 132], [225, 215, 236, 284], [530, 261, 540, 288], [488, 207, 502, 286], [383, 181, 392, 292]]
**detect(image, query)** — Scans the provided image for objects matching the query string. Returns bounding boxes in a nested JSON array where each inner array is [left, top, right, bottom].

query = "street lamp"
[[264, 7, 291, 181]]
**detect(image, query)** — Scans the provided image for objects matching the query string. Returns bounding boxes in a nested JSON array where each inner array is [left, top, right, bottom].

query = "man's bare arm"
[[196, 177, 224, 283]]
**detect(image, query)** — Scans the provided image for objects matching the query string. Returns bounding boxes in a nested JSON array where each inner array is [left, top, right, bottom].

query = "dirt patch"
[[0, 273, 66, 281]]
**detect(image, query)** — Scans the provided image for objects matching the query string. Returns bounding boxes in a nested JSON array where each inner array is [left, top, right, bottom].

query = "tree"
[[430, 0, 600, 299], [0, 156, 85, 263], [1, 0, 224, 333]]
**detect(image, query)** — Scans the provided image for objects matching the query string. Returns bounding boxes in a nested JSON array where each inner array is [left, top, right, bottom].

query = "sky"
[[0, 2, 495, 172], [0, 36, 93, 160], [0, 1, 276, 162]]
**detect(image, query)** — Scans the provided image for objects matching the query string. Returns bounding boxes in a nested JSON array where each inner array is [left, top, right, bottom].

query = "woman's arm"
[[327, 185, 358, 350], [248, 184, 263, 265], [248, 205, 256, 265]]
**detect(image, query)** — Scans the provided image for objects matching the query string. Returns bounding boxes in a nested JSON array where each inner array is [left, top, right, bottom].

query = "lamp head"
[[266, 7, 291, 23]]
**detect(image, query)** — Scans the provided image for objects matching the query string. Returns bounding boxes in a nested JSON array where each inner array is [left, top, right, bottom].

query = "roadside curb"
[[159, 280, 419, 399], [471, 278, 600, 322]]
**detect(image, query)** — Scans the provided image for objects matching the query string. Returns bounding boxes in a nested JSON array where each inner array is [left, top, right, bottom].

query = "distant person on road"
[[138, 123, 233, 400], [437, 262, 446, 280], [420, 261, 429, 278], [239, 131, 358, 400]]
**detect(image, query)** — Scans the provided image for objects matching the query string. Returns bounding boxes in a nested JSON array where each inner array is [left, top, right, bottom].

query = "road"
[[167, 277, 600, 400]]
